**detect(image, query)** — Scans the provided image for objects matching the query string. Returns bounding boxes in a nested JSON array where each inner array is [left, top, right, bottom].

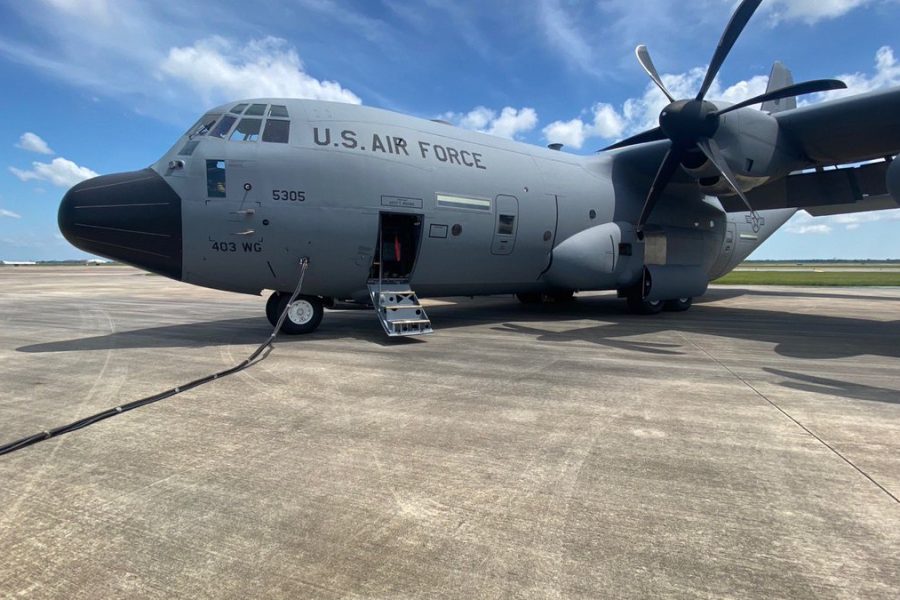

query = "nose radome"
[[59, 168, 183, 280]]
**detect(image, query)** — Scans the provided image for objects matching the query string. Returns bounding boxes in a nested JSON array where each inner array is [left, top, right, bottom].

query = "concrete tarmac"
[[1, 266, 898, 599]]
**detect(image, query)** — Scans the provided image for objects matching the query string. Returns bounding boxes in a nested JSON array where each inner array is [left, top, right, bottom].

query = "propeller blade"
[[715, 79, 847, 115], [696, 0, 763, 101], [637, 145, 684, 231], [636, 45, 675, 103], [695, 138, 755, 214], [601, 127, 667, 152]]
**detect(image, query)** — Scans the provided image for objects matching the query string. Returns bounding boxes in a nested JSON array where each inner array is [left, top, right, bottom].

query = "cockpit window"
[[269, 105, 289, 118], [209, 115, 237, 139], [262, 119, 290, 143], [229, 118, 262, 142], [244, 103, 267, 116], [188, 114, 220, 138], [230, 103, 249, 114]]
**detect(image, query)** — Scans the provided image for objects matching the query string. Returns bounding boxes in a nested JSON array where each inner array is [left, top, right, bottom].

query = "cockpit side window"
[[244, 103, 267, 116], [269, 105, 289, 118], [188, 113, 220, 138], [229, 118, 262, 142], [230, 103, 249, 114], [209, 115, 237, 139], [262, 119, 290, 143]]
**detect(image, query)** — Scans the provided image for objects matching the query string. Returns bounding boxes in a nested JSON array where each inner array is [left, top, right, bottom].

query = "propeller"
[[606, 0, 847, 233]]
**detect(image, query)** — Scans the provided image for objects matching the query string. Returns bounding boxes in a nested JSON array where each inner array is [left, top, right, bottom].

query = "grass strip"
[[714, 271, 900, 286]]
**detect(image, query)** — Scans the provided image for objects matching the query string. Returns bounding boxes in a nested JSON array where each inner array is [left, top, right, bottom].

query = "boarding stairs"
[[367, 282, 433, 337]]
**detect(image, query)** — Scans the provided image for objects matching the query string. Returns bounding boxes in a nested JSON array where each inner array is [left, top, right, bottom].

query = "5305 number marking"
[[272, 189, 305, 202]]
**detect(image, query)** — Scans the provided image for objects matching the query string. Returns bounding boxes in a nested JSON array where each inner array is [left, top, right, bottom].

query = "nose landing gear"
[[266, 291, 324, 334]]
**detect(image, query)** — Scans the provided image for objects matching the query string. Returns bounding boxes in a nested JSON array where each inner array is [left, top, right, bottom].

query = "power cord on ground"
[[0, 259, 311, 458]]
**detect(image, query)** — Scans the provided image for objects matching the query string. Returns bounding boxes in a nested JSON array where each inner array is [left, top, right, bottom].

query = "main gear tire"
[[626, 294, 664, 315], [663, 297, 693, 312]]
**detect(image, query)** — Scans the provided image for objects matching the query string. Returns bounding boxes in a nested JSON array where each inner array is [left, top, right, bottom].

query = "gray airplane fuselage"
[[59, 98, 793, 303]]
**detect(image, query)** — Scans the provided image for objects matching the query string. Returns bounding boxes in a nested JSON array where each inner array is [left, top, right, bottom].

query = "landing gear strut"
[[266, 291, 324, 334]]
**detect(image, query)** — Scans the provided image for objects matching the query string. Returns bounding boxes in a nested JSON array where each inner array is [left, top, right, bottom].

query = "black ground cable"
[[0, 259, 310, 458]]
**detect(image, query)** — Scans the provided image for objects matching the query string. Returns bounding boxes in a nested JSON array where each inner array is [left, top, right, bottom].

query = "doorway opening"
[[369, 213, 422, 282]]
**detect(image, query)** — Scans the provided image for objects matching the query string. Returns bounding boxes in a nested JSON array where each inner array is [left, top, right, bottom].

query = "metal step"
[[367, 282, 433, 337]]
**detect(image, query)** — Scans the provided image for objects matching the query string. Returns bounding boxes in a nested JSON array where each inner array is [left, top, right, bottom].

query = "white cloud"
[[159, 37, 361, 106], [0, 208, 22, 219], [782, 207, 900, 234], [15, 132, 54, 155], [442, 106, 538, 140], [536, 0, 598, 75], [10, 157, 98, 188], [830, 208, 900, 228], [543, 103, 626, 149], [813, 46, 900, 101], [42, 0, 111, 21], [767, 0, 874, 24], [786, 223, 833, 235]]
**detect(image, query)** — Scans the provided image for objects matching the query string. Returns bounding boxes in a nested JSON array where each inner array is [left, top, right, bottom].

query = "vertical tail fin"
[[761, 61, 796, 113]]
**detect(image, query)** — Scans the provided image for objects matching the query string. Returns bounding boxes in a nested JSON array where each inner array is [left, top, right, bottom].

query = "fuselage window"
[[269, 105, 289, 118], [244, 103, 267, 116], [230, 103, 249, 114], [209, 115, 237, 139], [229, 118, 262, 142], [498, 214, 516, 235], [206, 160, 226, 198], [178, 140, 200, 156], [262, 119, 290, 143]]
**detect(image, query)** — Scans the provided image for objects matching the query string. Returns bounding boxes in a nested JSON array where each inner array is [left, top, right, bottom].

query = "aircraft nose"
[[58, 168, 182, 279]]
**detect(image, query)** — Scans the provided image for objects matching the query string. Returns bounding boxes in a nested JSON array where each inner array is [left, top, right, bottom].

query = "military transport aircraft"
[[57, 0, 900, 337]]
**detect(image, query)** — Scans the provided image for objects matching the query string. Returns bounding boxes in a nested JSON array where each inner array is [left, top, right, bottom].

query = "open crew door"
[[367, 213, 432, 337], [369, 213, 422, 282]]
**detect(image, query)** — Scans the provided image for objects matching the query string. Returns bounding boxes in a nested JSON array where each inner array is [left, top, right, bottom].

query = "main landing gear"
[[624, 289, 693, 315], [266, 291, 324, 334]]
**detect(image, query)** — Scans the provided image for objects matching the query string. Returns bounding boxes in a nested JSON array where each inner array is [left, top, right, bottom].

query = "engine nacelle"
[[888, 158, 900, 202], [682, 107, 802, 198]]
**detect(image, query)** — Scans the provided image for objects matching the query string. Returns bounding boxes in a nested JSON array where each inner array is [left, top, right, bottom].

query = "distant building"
[[1, 261, 37, 266]]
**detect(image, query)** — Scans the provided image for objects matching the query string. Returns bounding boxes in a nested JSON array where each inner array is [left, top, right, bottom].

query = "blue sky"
[[1, 0, 899, 261]]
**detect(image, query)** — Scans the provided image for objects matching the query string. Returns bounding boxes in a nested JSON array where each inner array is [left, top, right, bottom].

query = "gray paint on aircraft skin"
[[154, 98, 797, 301]]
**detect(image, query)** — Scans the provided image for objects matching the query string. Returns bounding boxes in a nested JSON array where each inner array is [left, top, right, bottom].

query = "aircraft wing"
[[738, 86, 900, 216], [774, 86, 900, 165]]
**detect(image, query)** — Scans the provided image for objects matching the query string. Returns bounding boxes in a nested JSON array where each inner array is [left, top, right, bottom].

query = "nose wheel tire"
[[267, 292, 324, 334], [664, 297, 693, 312]]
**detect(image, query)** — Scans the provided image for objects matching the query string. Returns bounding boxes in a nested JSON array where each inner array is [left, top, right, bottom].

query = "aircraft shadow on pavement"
[[763, 368, 900, 405], [17, 288, 900, 361]]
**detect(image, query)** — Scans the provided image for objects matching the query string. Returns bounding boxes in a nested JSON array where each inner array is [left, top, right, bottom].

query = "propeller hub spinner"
[[659, 100, 720, 144]]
